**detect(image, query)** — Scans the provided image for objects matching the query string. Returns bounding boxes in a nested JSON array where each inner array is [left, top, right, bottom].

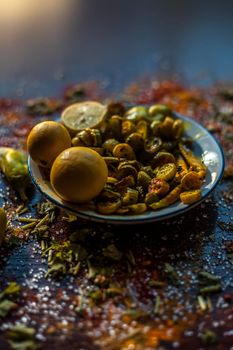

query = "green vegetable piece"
[[148, 104, 171, 117], [117, 164, 138, 180], [125, 106, 149, 123], [126, 133, 144, 151], [105, 115, 123, 139], [159, 116, 174, 138], [155, 163, 176, 181], [0, 148, 30, 201], [141, 166, 154, 178], [149, 185, 182, 210], [137, 171, 151, 191], [144, 137, 162, 155], [145, 192, 160, 205], [161, 140, 177, 151], [150, 120, 162, 136], [121, 120, 137, 138], [77, 128, 102, 147], [112, 143, 136, 160], [172, 119, 184, 139], [136, 120, 149, 139], [96, 189, 122, 214], [127, 203, 147, 214], [115, 175, 135, 194], [102, 138, 119, 153], [122, 188, 139, 205], [151, 151, 175, 168]]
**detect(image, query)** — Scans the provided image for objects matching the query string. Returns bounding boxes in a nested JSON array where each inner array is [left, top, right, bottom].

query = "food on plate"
[[61, 101, 106, 134], [31, 102, 208, 214], [0, 208, 7, 246], [50, 147, 108, 203], [27, 121, 71, 168]]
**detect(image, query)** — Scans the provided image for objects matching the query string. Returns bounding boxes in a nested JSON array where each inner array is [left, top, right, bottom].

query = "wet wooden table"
[[0, 2, 233, 349]]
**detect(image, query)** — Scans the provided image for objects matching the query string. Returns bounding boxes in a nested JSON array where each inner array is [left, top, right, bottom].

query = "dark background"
[[0, 0, 233, 97]]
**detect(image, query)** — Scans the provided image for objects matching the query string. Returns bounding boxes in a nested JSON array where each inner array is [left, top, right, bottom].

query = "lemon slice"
[[61, 101, 107, 134]]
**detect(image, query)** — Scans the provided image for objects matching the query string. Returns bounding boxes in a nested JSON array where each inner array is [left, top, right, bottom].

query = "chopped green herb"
[[69, 262, 81, 276], [106, 284, 124, 296], [21, 222, 37, 230], [16, 205, 28, 215], [70, 243, 88, 261], [125, 250, 136, 266], [87, 260, 112, 281], [198, 271, 220, 284], [37, 201, 56, 216], [75, 294, 85, 315], [198, 270, 222, 294], [17, 217, 38, 223], [124, 308, 149, 320], [154, 295, 161, 315], [200, 284, 222, 294], [31, 225, 49, 239], [62, 213, 77, 222], [35, 213, 49, 228], [7, 325, 39, 350], [164, 263, 179, 285], [0, 299, 17, 318], [199, 329, 218, 345], [69, 228, 91, 243], [197, 295, 207, 311], [206, 297, 213, 311], [149, 280, 166, 288], [16, 204, 25, 214], [0, 282, 21, 300], [89, 289, 104, 303], [102, 244, 123, 261], [45, 263, 66, 278]]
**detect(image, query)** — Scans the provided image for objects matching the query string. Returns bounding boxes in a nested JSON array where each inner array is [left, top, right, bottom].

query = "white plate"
[[28, 113, 224, 225]]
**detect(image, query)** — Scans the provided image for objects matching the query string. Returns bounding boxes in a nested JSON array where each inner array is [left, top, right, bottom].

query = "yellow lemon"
[[61, 101, 106, 134], [27, 121, 71, 168], [50, 147, 108, 203]]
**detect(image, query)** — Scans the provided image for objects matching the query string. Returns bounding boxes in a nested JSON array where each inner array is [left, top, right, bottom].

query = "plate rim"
[[28, 112, 225, 225]]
